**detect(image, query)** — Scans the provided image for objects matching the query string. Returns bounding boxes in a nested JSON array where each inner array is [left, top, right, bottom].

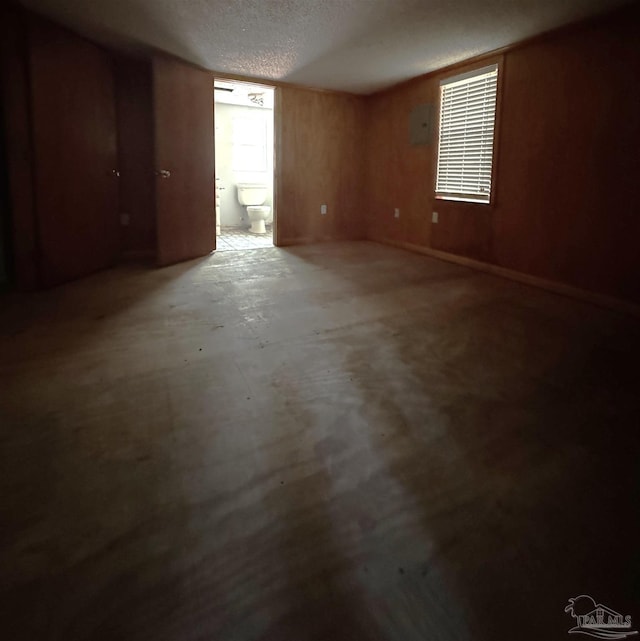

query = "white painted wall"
[[214, 102, 274, 228]]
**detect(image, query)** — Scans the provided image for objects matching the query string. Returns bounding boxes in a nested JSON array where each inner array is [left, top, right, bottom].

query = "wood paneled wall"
[[0, 6, 38, 289], [277, 87, 366, 245], [114, 58, 156, 256], [5, 3, 638, 297], [365, 3, 640, 304]]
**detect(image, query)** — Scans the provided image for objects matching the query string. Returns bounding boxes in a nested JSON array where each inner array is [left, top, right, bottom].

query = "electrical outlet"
[[320, 204, 327, 215], [431, 211, 439, 224], [120, 213, 130, 226], [394, 208, 400, 219]]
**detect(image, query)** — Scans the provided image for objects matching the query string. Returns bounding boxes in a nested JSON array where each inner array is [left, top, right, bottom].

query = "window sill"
[[436, 195, 491, 205]]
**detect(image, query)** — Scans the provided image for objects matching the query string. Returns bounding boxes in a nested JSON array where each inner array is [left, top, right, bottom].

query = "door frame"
[[213, 76, 280, 247]]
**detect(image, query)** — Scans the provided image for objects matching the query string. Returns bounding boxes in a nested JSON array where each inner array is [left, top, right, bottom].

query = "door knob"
[[108, 169, 120, 177], [155, 170, 171, 178]]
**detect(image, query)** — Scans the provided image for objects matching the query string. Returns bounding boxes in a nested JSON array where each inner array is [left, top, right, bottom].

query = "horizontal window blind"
[[436, 64, 498, 203]]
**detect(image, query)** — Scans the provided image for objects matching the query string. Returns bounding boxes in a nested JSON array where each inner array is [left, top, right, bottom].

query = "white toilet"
[[237, 183, 272, 234]]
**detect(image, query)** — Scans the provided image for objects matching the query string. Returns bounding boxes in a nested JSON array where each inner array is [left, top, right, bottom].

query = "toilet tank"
[[237, 183, 267, 206]]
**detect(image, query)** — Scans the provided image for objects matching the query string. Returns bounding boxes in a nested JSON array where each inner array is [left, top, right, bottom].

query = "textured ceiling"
[[19, 0, 628, 94]]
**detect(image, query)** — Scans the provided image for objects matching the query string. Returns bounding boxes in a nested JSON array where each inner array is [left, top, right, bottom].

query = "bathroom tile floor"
[[216, 226, 273, 251]]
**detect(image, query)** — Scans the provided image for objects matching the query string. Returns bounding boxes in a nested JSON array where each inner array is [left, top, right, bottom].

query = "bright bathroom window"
[[436, 64, 499, 204], [232, 118, 267, 172]]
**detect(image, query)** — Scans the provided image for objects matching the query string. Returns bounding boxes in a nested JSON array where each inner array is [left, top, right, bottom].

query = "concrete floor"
[[1, 241, 638, 641]]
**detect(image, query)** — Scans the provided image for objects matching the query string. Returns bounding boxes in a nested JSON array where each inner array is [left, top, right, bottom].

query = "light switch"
[[321, 204, 327, 215]]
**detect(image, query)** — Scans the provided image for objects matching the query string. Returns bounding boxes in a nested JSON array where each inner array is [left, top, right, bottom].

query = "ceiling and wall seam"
[[18, 0, 631, 95]]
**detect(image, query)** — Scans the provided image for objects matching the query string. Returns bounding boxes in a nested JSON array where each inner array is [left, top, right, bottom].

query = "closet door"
[[29, 19, 119, 287], [153, 56, 215, 266]]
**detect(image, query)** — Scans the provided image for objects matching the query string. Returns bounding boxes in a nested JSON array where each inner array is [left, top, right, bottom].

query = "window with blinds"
[[436, 64, 498, 204]]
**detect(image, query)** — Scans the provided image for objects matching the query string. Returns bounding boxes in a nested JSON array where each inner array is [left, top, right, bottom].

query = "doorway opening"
[[214, 79, 275, 251]]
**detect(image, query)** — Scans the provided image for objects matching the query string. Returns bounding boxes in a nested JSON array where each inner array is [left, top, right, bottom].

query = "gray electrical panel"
[[409, 103, 435, 146]]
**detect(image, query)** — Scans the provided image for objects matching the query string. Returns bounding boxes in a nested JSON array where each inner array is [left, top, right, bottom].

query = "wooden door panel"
[[153, 57, 215, 266], [29, 19, 118, 287]]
